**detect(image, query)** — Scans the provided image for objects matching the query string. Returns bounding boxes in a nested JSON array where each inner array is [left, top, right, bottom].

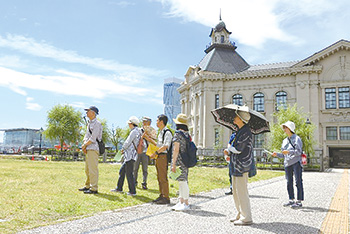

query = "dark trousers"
[[228, 161, 233, 190], [155, 154, 169, 199], [117, 159, 136, 194], [285, 162, 304, 201]]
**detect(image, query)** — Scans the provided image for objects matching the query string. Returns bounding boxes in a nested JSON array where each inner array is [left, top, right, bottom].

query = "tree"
[[267, 104, 317, 156], [44, 104, 83, 152], [109, 124, 129, 151]]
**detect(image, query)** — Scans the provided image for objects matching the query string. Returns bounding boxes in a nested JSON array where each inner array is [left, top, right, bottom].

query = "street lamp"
[[39, 127, 43, 155]]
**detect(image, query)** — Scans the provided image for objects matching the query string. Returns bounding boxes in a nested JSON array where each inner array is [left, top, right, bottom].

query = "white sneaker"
[[175, 203, 190, 211], [171, 202, 182, 210]]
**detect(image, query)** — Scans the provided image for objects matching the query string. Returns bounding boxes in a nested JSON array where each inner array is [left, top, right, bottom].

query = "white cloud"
[[0, 66, 162, 103], [155, 0, 348, 47], [0, 34, 168, 84], [25, 97, 42, 111], [26, 102, 42, 111]]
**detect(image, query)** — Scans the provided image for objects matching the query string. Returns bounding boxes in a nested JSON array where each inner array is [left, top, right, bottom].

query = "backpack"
[[178, 131, 197, 168], [88, 127, 105, 155], [162, 129, 173, 163], [137, 129, 145, 154]]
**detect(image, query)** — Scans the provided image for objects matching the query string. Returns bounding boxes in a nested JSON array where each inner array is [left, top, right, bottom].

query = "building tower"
[[163, 77, 183, 129]]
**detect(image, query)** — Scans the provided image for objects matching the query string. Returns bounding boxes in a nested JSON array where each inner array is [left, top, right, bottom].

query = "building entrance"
[[329, 147, 350, 168]]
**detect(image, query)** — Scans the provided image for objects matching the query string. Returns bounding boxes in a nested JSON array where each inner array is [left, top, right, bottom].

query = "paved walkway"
[[20, 169, 349, 234]]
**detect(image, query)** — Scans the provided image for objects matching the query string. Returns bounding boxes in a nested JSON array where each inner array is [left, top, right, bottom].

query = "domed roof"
[[215, 20, 226, 32]]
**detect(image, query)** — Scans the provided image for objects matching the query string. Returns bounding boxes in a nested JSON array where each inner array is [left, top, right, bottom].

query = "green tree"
[[268, 104, 317, 156], [44, 104, 83, 152], [109, 124, 128, 151]]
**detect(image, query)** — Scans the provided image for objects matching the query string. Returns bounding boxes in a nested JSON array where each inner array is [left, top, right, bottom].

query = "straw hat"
[[173, 113, 188, 125]]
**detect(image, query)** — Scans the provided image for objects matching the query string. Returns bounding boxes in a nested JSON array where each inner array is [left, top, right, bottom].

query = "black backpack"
[[162, 129, 173, 163], [89, 127, 105, 155], [178, 131, 197, 168]]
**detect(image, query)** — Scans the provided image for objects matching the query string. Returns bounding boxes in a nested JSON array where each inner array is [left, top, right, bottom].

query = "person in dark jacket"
[[224, 106, 253, 225]]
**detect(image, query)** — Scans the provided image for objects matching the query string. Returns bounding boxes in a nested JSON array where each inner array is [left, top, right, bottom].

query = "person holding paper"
[[272, 121, 304, 208]]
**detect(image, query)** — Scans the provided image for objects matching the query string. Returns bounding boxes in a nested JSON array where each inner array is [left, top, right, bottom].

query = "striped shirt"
[[122, 127, 141, 162]]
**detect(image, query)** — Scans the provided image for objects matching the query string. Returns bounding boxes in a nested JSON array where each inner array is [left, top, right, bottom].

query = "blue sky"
[[0, 0, 349, 142]]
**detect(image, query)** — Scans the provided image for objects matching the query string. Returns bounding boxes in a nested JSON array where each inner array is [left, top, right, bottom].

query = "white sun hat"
[[127, 116, 140, 126], [281, 121, 295, 133]]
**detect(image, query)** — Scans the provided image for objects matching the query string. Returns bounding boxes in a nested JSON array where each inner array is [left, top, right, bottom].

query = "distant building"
[[164, 77, 183, 129], [0, 128, 52, 152]]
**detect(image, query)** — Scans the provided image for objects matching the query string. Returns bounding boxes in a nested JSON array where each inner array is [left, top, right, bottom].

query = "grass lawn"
[[0, 158, 284, 233]]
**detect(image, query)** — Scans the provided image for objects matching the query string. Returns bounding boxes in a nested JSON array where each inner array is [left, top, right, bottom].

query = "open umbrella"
[[211, 104, 270, 134]]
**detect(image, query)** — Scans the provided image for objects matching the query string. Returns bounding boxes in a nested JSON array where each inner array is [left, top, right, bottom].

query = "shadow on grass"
[[94, 193, 123, 202]]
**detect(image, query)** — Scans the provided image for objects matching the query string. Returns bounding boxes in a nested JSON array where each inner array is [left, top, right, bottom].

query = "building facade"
[[164, 77, 182, 129], [178, 19, 350, 169], [1, 128, 52, 153]]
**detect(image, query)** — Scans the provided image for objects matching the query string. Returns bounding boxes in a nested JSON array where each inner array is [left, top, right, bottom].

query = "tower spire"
[[219, 8, 222, 21]]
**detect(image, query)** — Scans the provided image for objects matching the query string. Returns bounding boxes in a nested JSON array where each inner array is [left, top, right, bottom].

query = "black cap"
[[84, 106, 99, 115]]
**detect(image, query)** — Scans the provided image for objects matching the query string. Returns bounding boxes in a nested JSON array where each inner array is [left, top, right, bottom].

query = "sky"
[[0, 0, 349, 142]]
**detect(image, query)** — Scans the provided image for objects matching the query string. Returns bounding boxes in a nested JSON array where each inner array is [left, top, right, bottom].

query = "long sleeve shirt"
[[122, 127, 141, 162], [83, 118, 102, 151], [277, 134, 303, 167]]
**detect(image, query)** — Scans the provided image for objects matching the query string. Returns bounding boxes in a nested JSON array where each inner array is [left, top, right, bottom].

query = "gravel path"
[[19, 169, 346, 234]]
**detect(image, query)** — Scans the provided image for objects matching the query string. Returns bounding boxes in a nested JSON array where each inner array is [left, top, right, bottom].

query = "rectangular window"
[[339, 87, 350, 108], [340, 126, 350, 140], [253, 134, 264, 148], [214, 129, 220, 146], [215, 94, 219, 109], [326, 127, 337, 140], [325, 88, 336, 109]]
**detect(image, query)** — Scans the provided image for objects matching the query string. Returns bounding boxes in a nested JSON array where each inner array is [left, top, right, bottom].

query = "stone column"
[[198, 92, 203, 147]]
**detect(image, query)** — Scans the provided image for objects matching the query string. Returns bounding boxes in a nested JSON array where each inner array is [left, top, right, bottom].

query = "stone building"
[[178, 19, 350, 169]]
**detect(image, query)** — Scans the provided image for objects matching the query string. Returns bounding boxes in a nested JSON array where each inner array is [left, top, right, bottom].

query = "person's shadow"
[[182, 204, 226, 217], [94, 192, 123, 202], [251, 222, 319, 233]]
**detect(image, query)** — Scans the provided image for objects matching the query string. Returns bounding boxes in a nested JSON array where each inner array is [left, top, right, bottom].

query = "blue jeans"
[[285, 162, 304, 201], [117, 159, 136, 194]]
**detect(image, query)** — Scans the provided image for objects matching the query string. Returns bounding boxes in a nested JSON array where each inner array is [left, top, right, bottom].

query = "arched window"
[[253, 93, 264, 112], [275, 91, 287, 111], [232, 94, 243, 106]]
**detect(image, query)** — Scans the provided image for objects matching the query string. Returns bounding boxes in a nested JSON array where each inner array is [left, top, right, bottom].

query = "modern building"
[[178, 18, 350, 169], [164, 77, 182, 129], [1, 128, 52, 153]]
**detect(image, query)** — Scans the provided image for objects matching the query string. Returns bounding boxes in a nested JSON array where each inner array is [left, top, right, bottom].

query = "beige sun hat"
[[235, 105, 251, 124], [281, 121, 295, 133], [173, 113, 188, 125]]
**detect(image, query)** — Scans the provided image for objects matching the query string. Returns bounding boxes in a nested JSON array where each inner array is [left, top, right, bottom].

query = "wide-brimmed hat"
[[173, 113, 188, 125], [142, 116, 152, 122], [127, 116, 140, 125], [84, 106, 99, 115], [281, 121, 295, 133], [235, 106, 251, 124]]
